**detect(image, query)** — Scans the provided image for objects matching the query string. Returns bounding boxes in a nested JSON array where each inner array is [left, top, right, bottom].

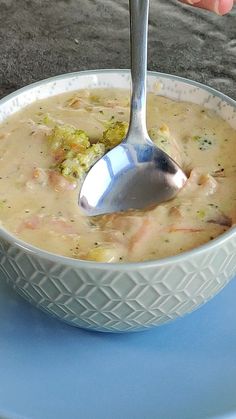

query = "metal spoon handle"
[[127, 0, 149, 144]]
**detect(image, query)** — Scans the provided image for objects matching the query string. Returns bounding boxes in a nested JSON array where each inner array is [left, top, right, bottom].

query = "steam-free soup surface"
[[0, 88, 235, 262]]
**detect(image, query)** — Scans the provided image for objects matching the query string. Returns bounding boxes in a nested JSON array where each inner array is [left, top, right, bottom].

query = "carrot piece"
[[23, 215, 41, 230], [48, 171, 77, 192], [128, 218, 151, 252], [168, 226, 204, 233]]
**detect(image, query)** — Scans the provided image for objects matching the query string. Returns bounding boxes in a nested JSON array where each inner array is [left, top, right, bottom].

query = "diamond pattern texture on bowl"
[[0, 235, 236, 332]]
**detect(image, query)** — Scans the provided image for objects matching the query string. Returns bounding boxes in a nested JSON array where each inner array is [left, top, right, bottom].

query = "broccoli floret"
[[46, 124, 100, 180], [102, 121, 128, 149], [46, 120, 128, 181], [149, 124, 183, 166], [193, 135, 214, 151], [59, 143, 105, 180], [90, 94, 101, 104], [47, 125, 90, 153], [149, 125, 172, 155], [41, 114, 54, 126], [196, 209, 206, 219], [0, 200, 6, 209]]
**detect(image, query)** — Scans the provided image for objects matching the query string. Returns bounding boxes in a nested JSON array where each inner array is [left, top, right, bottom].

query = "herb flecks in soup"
[[0, 89, 235, 262]]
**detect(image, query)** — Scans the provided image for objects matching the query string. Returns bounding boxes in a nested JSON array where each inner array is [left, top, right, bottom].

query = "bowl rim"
[[0, 68, 235, 271]]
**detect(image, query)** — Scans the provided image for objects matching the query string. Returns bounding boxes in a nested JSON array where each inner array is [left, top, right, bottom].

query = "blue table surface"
[[0, 275, 236, 419]]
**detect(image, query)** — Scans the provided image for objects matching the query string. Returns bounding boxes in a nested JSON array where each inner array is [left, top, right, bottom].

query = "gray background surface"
[[0, 0, 235, 98]]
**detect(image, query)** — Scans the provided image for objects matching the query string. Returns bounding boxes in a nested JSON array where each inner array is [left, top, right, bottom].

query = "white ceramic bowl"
[[0, 70, 236, 332]]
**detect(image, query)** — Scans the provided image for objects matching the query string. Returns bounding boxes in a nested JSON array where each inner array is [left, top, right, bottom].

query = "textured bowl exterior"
[[1, 232, 236, 332], [0, 70, 236, 332]]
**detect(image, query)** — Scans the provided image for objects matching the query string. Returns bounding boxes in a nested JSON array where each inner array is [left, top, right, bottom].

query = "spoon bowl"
[[79, 0, 187, 216], [79, 139, 187, 216]]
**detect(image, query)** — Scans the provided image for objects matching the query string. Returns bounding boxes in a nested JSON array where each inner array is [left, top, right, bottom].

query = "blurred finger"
[[182, 0, 234, 14]]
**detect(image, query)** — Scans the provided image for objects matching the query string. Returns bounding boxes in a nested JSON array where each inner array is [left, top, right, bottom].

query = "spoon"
[[79, 0, 187, 216]]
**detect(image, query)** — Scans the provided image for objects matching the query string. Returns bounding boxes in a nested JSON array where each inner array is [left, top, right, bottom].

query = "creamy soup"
[[0, 88, 235, 262]]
